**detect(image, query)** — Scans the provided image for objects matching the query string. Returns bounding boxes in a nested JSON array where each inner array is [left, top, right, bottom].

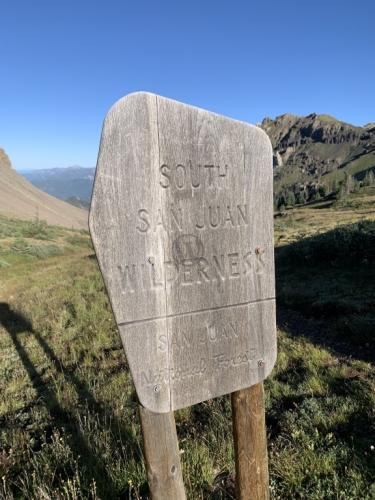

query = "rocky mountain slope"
[[261, 113, 375, 198], [0, 149, 87, 229]]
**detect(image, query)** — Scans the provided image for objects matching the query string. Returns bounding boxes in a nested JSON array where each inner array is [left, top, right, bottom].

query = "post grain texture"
[[89, 92, 277, 413], [231, 383, 269, 500], [139, 405, 186, 500]]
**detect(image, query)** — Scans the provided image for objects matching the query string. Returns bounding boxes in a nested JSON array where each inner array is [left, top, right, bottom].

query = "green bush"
[[286, 191, 296, 206], [318, 185, 327, 197], [22, 219, 57, 240], [65, 235, 93, 248], [296, 191, 306, 204], [11, 238, 63, 259], [0, 216, 60, 240]]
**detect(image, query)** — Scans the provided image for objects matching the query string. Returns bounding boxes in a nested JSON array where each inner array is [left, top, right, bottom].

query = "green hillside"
[[262, 114, 375, 205], [324, 151, 375, 186], [0, 197, 374, 499]]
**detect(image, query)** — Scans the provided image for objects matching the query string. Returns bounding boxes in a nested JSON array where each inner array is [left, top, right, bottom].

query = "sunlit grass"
[[0, 205, 374, 498]]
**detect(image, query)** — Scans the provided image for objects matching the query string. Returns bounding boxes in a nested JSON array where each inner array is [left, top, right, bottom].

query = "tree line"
[[275, 168, 375, 211]]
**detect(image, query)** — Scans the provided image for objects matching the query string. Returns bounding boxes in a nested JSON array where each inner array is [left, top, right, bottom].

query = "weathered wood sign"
[[90, 92, 276, 413]]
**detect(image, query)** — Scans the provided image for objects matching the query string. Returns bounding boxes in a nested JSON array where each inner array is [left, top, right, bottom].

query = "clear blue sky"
[[1, 0, 374, 170]]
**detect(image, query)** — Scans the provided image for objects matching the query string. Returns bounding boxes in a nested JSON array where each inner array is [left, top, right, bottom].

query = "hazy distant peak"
[[22, 166, 96, 203], [52, 165, 91, 171], [24, 165, 92, 173]]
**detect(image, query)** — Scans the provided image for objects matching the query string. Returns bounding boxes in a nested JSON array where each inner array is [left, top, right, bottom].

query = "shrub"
[[318, 185, 327, 198], [21, 219, 58, 240], [65, 235, 93, 248], [11, 239, 63, 259], [296, 191, 306, 205], [286, 191, 296, 207], [363, 169, 375, 187]]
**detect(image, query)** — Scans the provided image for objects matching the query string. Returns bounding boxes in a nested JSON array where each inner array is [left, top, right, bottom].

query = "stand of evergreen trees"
[[275, 168, 375, 211]]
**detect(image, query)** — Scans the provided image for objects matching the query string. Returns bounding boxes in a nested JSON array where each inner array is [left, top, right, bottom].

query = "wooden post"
[[231, 383, 269, 500], [139, 405, 186, 500]]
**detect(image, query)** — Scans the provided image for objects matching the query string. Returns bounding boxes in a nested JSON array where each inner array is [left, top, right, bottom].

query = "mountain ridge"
[[0, 148, 88, 229], [20, 166, 95, 204], [11, 111, 375, 207], [260, 112, 375, 200]]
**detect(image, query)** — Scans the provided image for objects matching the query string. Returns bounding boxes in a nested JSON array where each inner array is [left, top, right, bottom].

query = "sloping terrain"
[[0, 149, 87, 229], [0, 192, 374, 499], [261, 113, 375, 198]]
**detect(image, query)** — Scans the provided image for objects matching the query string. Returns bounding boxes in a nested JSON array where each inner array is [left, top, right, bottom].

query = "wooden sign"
[[90, 92, 276, 413]]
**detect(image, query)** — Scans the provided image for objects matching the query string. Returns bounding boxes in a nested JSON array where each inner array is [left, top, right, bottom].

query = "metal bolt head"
[[153, 384, 161, 393], [258, 359, 264, 367]]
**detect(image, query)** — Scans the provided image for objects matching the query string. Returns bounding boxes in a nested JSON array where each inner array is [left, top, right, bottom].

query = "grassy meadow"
[[0, 191, 374, 499]]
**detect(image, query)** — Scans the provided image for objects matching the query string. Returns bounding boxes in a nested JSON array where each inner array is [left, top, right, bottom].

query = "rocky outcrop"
[[0, 148, 12, 170], [261, 113, 375, 196], [262, 113, 363, 150]]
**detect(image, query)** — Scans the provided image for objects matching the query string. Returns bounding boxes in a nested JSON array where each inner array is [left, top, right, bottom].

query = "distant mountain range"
[[16, 113, 375, 208], [0, 150, 87, 228], [19, 166, 95, 205]]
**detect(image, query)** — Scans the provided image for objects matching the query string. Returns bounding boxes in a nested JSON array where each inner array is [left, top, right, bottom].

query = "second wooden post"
[[231, 383, 269, 500]]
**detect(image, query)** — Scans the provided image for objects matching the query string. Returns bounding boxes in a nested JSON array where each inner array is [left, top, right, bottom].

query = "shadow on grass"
[[326, 374, 375, 471], [275, 220, 375, 363], [0, 302, 145, 499]]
